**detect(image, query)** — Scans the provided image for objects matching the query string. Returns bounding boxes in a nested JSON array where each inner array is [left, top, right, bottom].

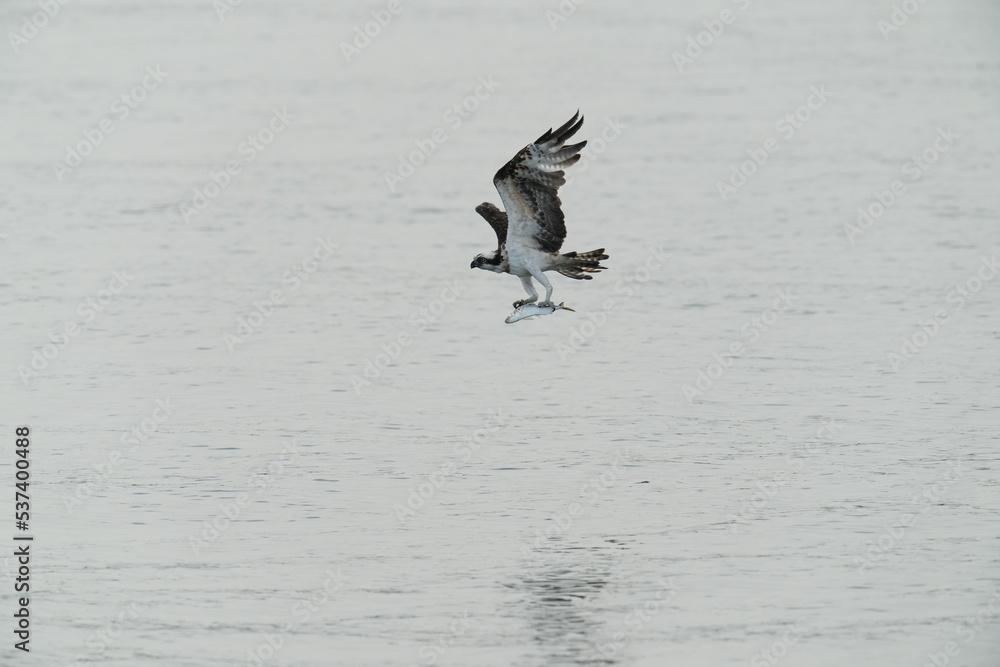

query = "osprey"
[[470, 112, 609, 308]]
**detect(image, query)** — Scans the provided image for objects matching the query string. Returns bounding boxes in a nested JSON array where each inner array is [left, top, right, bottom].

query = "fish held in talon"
[[468, 111, 609, 318], [505, 302, 574, 324]]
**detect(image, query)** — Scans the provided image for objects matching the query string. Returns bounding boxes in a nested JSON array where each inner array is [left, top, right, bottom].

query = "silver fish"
[[504, 302, 575, 324]]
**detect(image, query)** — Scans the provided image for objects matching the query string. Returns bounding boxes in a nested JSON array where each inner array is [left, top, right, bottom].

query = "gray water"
[[3, 0, 1000, 665]]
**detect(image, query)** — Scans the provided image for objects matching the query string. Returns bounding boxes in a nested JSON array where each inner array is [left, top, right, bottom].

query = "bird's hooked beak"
[[470, 260, 477, 269]]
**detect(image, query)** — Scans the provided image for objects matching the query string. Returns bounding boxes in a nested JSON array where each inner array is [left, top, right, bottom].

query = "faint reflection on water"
[[509, 541, 621, 666]]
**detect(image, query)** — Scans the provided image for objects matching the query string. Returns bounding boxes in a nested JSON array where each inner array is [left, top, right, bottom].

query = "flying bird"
[[470, 111, 609, 308]]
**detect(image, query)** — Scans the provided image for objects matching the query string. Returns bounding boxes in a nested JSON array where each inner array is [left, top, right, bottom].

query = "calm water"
[[2, 0, 999, 665]]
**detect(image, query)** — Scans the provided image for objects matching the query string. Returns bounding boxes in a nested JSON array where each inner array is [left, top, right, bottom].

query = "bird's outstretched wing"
[[475, 202, 508, 251], [492, 112, 586, 254]]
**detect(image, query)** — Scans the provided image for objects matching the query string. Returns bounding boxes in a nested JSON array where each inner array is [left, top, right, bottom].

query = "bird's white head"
[[471, 251, 504, 273]]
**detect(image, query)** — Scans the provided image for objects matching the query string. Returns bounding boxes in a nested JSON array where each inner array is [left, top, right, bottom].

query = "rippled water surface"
[[2, 0, 1000, 665]]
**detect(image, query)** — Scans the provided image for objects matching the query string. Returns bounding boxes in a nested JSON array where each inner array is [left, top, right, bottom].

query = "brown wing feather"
[[475, 202, 508, 251], [492, 111, 587, 254]]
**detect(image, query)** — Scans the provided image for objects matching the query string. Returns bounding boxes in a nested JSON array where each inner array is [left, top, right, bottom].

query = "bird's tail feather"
[[555, 248, 609, 280]]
